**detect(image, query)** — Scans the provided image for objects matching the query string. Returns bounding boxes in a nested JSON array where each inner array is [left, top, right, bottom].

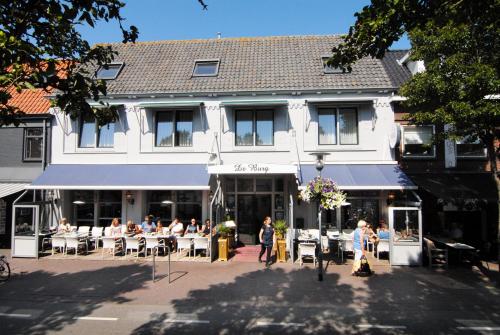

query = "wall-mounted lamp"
[[161, 200, 174, 205], [387, 191, 396, 206], [125, 191, 135, 205]]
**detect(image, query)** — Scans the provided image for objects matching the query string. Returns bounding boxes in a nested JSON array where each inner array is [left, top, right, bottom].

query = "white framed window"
[[23, 127, 43, 161], [155, 110, 193, 147], [192, 60, 220, 77], [318, 107, 358, 145], [96, 63, 124, 80], [402, 125, 435, 158], [456, 136, 486, 158], [235, 109, 274, 146], [78, 115, 115, 148]]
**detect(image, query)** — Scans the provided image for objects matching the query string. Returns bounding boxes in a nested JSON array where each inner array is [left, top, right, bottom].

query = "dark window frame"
[[402, 125, 436, 159], [96, 62, 124, 80], [192, 59, 220, 77], [235, 109, 274, 147], [155, 110, 194, 147], [23, 127, 43, 162], [321, 56, 345, 74]]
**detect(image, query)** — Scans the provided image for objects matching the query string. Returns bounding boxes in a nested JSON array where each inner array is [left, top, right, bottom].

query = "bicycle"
[[0, 255, 10, 282]]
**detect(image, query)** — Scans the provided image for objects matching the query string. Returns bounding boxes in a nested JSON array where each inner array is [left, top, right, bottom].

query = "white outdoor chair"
[[298, 242, 317, 267], [176, 237, 192, 259], [51, 236, 66, 255], [321, 235, 329, 253], [104, 227, 112, 237], [340, 239, 354, 263], [65, 236, 88, 257], [193, 237, 209, 258], [125, 237, 145, 259], [102, 236, 122, 259], [89, 227, 104, 250], [377, 239, 390, 260], [70, 225, 78, 232], [145, 237, 166, 257], [77, 226, 90, 236]]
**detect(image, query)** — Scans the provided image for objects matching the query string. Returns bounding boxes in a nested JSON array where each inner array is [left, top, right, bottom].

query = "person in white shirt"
[[169, 217, 184, 236], [57, 218, 71, 233]]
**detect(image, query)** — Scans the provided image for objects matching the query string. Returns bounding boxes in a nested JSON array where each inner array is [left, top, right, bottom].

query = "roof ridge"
[[93, 34, 343, 47]]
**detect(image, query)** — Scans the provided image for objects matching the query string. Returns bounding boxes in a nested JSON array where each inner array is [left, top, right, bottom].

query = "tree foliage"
[[0, 0, 139, 126], [329, 0, 499, 172]]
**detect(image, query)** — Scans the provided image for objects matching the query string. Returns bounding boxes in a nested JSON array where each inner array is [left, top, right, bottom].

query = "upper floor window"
[[318, 107, 358, 145], [322, 57, 344, 74], [192, 60, 219, 77], [79, 115, 115, 148], [155, 110, 193, 147], [23, 128, 43, 161], [456, 136, 486, 158], [402, 125, 435, 157], [235, 109, 274, 146], [96, 63, 124, 80]]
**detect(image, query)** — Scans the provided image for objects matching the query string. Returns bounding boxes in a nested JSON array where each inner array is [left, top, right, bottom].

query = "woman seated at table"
[[125, 220, 138, 236], [377, 221, 390, 240], [184, 218, 198, 235], [169, 217, 184, 237], [199, 219, 213, 236], [57, 218, 71, 233], [109, 218, 122, 236], [156, 220, 164, 234]]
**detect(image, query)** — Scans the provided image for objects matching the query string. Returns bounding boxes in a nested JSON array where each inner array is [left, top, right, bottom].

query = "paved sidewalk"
[[0, 251, 499, 334]]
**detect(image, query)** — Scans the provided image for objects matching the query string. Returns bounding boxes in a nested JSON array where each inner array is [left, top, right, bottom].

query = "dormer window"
[[96, 63, 124, 80], [322, 57, 344, 74], [192, 60, 219, 77]]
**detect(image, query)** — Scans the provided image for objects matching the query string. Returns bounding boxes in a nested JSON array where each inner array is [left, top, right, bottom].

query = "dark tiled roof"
[[97, 35, 410, 95], [380, 50, 412, 88]]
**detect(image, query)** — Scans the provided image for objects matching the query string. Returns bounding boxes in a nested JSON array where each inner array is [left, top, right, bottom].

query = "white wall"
[[50, 93, 397, 166]]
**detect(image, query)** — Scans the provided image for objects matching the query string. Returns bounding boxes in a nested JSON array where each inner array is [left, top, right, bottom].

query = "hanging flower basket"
[[299, 176, 347, 210]]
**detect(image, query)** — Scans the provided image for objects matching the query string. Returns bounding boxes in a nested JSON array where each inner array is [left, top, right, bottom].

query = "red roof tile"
[[7, 87, 51, 115]]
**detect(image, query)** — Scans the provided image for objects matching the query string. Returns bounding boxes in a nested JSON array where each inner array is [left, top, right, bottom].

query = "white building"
[[23, 35, 420, 262]]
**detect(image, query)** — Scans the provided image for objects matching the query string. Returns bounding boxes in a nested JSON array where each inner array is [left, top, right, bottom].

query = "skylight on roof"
[[322, 57, 344, 74], [96, 63, 124, 80], [192, 60, 219, 77]]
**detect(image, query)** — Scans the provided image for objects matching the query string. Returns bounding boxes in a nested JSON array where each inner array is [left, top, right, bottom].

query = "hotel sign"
[[208, 163, 297, 175]]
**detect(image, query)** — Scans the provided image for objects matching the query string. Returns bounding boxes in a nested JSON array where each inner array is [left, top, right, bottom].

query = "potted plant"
[[216, 223, 231, 261], [274, 219, 288, 262]]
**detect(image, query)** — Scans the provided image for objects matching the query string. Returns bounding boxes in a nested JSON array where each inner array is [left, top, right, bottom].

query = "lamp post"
[[310, 152, 329, 282]]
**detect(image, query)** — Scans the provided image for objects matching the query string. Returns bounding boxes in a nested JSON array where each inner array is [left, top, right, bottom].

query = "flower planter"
[[218, 238, 228, 261], [277, 238, 287, 262]]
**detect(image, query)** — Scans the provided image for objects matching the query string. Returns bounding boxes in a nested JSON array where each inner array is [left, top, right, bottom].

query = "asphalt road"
[[0, 255, 498, 334]]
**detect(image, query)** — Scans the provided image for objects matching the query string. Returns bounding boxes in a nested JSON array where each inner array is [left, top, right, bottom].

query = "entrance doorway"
[[237, 194, 272, 245]]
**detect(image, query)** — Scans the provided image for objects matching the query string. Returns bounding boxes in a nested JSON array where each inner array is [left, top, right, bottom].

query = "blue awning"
[[28, 164, 210, 190], [299, 164, 416, 190]]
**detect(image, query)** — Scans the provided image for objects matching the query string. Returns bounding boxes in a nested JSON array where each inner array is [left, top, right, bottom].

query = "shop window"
[[402, 126, 435, 157], [341, 199, 379, 230], [237, 178, 253, 192], [256, 178, 272, 192], [225, 178, 236, 193], [456, 136, 486, 158], [155, 110, 193, 147], [318, 107, 358, 145], [73, 191, 95, 226], [176, 190, 202, 223], [23, 127, 43, 161], [235, 109, 274, 146], [147, 191, 173, 222], [79, 115, 115, 148], [98, 191, 121, 227]]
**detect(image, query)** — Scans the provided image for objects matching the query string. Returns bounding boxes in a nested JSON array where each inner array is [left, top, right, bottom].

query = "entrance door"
[[237, 194, 272, 245]]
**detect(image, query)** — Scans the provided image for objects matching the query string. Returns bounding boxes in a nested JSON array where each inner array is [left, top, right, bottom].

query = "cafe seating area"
[[40, 226, 211, 262]]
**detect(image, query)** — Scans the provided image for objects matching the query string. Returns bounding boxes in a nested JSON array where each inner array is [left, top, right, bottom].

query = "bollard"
[[152, 246, 156, 282]]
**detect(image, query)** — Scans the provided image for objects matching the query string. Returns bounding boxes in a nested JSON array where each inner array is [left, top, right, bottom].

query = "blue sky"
[[79, 0, 410, 49]]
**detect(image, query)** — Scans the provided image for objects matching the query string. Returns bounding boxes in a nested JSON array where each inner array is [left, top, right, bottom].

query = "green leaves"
[[0, 0, 139, 125]]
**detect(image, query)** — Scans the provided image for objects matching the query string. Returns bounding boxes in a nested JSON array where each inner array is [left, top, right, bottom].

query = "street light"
[[310, 152, 329, 282]]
